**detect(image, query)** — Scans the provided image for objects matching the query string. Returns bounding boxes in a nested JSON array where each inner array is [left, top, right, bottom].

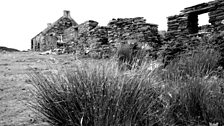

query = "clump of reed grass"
[[29, 59, 164, 126]]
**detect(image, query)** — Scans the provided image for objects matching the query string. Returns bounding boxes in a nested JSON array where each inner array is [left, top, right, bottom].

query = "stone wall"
[[69, 17, 161, 58], [167, 14, 188, 38], [63, 26, 78, 43], [32, 11, 161, 58], [107, 17, 160, 49], [76, 21, 112, 58], [167, 0, 224, 39], [209, 0, 224, 31], [40, 35, 58, 51], [31, 33, 44, 51]]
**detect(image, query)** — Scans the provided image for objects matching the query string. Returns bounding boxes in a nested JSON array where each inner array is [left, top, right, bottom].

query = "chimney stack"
[[63, 10, 71, 18]]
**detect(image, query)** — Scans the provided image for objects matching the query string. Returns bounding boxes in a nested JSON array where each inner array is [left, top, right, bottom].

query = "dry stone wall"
[[32, 11, 161, 58], [167, 0, 224, 39], [167, 14, 188, 38], [209, 0, 224, 31], [77, 24, 112, 58], [107, 17, 160, 49], [68, 17, 161, 58]]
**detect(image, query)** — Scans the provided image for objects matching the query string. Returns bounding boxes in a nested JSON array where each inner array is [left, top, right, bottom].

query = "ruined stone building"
[[32, 0, 224, 54], [167, 0, 224, 39], [31, 11, 161, 57], [31, 10, 78, 51]]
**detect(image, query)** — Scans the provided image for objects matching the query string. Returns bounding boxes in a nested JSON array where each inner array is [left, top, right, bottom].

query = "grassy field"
[[0, 52, 82, 126], [1, 49, 224, 126]]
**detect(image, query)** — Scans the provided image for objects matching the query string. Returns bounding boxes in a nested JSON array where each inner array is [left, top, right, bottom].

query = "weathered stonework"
[[107, 17, 160, 50], [31, 10, 78, 51], [167, 0, 224, 39], [63, 26, 78, 43], [75, 21, 111, 58], [73, 17, 161, 58], [31, 11, 161, 58]]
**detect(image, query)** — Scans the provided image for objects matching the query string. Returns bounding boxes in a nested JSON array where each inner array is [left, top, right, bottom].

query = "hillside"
[[0, 46, 20, 52]]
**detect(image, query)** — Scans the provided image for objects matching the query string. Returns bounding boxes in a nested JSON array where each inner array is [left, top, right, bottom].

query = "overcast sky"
[[0, 0, 211, 51]]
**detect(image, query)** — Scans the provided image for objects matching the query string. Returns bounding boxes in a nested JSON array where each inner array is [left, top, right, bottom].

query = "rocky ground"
[[0, 52, 80, 126]]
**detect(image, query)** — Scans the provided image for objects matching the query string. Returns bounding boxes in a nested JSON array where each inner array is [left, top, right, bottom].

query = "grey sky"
[[0, 0, 211, 50]]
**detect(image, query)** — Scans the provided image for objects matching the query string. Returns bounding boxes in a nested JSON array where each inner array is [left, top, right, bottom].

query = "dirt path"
[[0, 52, 77, 126]]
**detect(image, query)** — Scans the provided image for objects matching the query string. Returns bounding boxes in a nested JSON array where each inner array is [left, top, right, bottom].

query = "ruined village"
[[1, 0, 224, 126]]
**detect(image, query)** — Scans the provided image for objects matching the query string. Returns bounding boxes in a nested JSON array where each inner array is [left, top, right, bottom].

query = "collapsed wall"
[[32, 9, 161, 58], [76, 21, 111, 58], [107, 17, 161, 49], [167, 0, 224, 39], [69, 17, 161, 58], [32, 10, 161, 57]]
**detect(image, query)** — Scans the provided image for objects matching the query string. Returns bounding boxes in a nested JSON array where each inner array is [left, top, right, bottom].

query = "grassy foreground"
[[29, 49, 224, 126]]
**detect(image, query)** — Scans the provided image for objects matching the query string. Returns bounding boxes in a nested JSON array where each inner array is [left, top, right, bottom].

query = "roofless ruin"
[[167, 0, 224, 38], [31, 0, 224, 56], [31, 10, 160, 57]]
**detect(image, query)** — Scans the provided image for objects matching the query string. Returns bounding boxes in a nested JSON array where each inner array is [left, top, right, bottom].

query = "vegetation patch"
[[29, 35, 224, 125]]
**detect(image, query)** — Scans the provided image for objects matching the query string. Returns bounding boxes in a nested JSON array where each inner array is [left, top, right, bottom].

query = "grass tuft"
[[29, 59, 164, 126]]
